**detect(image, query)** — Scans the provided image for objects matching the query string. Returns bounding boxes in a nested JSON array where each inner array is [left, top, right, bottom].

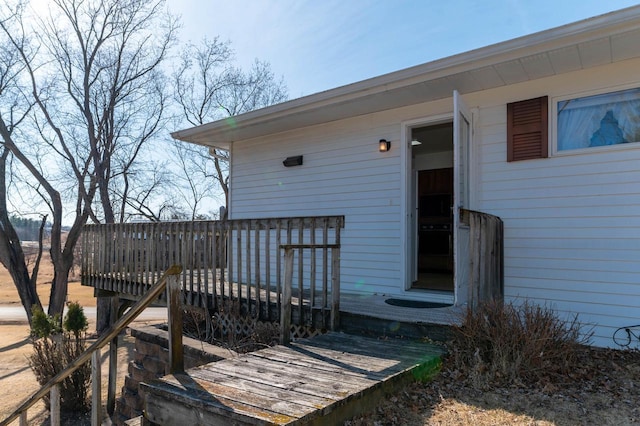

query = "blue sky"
[[166, 1, 639, 100]]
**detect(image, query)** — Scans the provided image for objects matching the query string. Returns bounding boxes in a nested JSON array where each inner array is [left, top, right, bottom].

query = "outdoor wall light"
[[283, 155, 303, 167], [379, 139, 391, 152]]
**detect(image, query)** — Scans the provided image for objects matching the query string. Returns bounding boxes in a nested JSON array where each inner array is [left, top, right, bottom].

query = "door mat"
[[384, 299, 452, 309]]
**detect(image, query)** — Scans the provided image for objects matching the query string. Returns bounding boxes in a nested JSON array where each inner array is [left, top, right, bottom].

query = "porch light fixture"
[[283, 155, 303, 167], [379, 139, 391, 152]]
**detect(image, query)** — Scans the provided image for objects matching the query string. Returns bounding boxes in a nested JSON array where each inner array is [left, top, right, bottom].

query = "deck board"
[[141, 333, 444, 425]]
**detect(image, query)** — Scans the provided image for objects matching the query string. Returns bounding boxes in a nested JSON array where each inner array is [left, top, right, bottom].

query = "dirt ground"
[[347, 345, 640, 425]]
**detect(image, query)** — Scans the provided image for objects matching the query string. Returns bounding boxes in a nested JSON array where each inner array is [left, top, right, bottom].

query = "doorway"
[[411, 122, 454, 292]]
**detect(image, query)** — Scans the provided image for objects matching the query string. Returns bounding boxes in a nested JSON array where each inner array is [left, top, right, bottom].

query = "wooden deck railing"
[[463, 209, 504, 307], [81, 216, 344, 331], [1, 266, 184, 426]]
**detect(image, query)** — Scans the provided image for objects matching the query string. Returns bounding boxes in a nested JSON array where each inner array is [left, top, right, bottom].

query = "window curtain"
[[557, 88, 640, 151]]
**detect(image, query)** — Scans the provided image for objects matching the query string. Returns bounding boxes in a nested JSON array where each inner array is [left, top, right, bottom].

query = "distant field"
[[0, 247, 95, 307]]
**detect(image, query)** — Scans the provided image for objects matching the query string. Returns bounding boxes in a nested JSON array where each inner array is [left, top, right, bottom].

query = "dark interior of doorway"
[[412, 123, 454, 292]]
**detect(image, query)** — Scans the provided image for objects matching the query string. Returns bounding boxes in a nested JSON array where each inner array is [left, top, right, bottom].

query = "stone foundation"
[[114, 324, 233, 425]]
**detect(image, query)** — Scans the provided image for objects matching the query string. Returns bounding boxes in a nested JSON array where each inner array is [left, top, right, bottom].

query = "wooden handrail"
[[0, 265, 183, 426], [279, 243, 341, 345]]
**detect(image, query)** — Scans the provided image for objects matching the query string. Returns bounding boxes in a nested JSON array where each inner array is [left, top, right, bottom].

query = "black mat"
[[384, 298, 452, 309]]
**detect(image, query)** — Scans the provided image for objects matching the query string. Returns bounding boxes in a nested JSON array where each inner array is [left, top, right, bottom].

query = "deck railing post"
[[330, 246, 340, 331], [280, 247, 294, 345], [107, 296, 119, 415], [167, 273, 184, 373], [91, 349, 101, 425]]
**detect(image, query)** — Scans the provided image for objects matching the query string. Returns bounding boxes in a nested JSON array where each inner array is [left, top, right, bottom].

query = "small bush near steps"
[[447, 300, 593, 388], [29, 302, 90, 413]]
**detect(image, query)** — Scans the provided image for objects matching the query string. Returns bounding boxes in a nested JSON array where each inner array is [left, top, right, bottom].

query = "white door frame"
[[400, 113, 453, 294]]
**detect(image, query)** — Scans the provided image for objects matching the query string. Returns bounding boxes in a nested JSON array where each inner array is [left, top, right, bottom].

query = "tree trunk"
[[0, 239, 41, 324], [0, 149, 42, 324]]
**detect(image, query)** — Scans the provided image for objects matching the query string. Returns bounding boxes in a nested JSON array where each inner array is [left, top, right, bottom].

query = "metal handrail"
[[0, 265, 183, 426]]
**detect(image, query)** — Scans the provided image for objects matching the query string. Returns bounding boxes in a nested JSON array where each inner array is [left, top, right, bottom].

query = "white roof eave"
[[171, 5, 640, 148]]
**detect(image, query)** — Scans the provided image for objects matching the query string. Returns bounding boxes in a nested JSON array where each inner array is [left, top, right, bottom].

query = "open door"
[[453, 90, 472, 306]]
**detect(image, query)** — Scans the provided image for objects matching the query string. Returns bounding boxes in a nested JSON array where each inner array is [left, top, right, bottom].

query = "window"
[[557, 87, 640, 152]]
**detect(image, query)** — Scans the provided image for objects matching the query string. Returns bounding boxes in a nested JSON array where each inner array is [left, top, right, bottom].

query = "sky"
[[165, 0, 640, 100]]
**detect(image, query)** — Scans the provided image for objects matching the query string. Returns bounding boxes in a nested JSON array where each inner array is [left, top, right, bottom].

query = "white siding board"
[[507, 247, 640, 262], [505, 227, 639, 240], [504, 277, 640, 296], [504, 216, 640, 229], [505, 237, 639, 251], [483, 170, 640, 191], [506, 287, 639, 310], [507, 257, 640, 274], [504, 264, 639, 284]]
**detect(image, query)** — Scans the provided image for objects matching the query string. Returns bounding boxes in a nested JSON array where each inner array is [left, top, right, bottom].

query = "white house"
[[172, 6, 640, 348]]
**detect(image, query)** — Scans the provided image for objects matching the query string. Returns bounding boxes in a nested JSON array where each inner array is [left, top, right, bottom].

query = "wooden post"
[[91, 349, 101, 426], [107, 296, 119, 415], [50, 384, 60, 426], [331, 220, 342, 331], [280, 247, 294, 345], [49, 384, 60, 426], [167, 273, 184, 373], [330, 246, 340, 331], [18, 412, 26, 426]]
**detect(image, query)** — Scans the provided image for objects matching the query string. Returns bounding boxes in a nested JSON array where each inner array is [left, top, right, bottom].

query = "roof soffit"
[[171, 6, 640, 147]]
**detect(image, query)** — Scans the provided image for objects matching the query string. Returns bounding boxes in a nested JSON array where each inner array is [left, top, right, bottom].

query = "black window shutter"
[[507, 96, 548, 162]]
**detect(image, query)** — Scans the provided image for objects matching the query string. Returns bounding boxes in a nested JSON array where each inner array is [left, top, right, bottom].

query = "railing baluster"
[[236, 221, 242, 304], [213, 221, 218, 307], [91, 349, 102, 425], [310, 218, 316, 327], [280, 247, 294, 345], [322, 220, 329, 316], [245, 220, 251, 314], [264, 220, 271, 321], [50, 384, 60, 426], [297, 222, 304, 325], [254, 220, 261, 320], [276, 220, 282, 317], [227, 222, 233, 303]]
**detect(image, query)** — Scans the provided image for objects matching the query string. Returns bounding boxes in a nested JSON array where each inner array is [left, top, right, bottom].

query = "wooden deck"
[[140, 333, 444, 425]]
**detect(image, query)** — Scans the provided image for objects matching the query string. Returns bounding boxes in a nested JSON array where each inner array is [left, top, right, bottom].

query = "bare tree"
[[0, 0, 177, 327], [0, 3, 46, 323], [173, 39, 287, 214]]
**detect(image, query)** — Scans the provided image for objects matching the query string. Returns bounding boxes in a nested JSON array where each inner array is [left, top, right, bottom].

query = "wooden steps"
[[140, 333, 444, 425]]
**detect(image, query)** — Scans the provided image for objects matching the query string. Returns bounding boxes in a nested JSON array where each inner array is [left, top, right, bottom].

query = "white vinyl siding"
[[475, 65, 640, 347], [227, 58, 640, 348], [230, 115, 404, 296]]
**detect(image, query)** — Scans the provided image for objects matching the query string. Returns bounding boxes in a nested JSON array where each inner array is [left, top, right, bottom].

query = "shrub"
[[63, 301, 89, 339], [447, 300, 592, 388], [31, 305, 61, 338], [29, 303, 91, 413]]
